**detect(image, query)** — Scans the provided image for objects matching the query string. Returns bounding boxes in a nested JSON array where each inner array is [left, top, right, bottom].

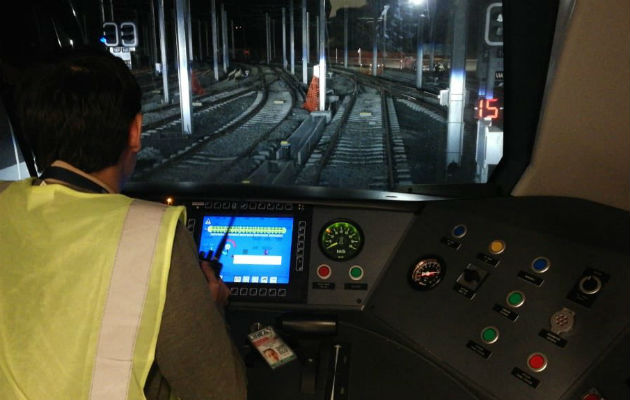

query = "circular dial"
[[319, 220, 363, 261], [409, 258, 445, 290]]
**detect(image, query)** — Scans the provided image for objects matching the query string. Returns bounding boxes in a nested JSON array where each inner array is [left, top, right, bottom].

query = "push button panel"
[[367, 197, 629, 400]]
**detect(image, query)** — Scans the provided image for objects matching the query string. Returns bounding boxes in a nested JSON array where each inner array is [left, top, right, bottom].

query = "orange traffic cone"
[[191, 70, 205, 95], [302, 76, 319, 112]]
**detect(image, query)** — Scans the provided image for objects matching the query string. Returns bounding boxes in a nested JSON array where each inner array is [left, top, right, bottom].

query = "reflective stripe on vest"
[[90, 200, 166, 400]]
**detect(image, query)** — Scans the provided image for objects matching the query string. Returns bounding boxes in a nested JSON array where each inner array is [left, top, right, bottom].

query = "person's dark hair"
[[16, 47, 141, 173]]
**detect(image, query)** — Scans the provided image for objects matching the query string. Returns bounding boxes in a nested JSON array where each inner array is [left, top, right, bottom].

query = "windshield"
[[1, 0, 504, 192]]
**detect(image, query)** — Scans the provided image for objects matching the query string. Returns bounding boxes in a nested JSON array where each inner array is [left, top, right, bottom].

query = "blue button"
[[452, 224, 467, 238], [532, 257, 550, 273]]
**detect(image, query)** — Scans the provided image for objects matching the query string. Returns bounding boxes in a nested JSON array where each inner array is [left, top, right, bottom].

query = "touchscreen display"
[[198, 215, 294, 284]]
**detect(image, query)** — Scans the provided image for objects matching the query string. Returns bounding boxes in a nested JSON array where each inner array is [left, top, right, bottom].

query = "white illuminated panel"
[[233, 255, 282, 265]]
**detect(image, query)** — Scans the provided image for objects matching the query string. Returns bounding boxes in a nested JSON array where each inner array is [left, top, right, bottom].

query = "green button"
[[482, 327, 498, 343], [349, 266, 363, 280], [507, 291, 525, 307]]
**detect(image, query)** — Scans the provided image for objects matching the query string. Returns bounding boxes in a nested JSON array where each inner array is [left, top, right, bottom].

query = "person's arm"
[[148, 222, 247, 400]]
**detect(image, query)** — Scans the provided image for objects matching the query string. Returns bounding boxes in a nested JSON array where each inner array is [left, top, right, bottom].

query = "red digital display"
[[476, 98, 500, 120]]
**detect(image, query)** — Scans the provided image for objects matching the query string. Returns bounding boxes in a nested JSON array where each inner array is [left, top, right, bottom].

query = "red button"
[[317, 264, 331, 279], [582, 394, 602, 400], [527, 353, 547, 372]]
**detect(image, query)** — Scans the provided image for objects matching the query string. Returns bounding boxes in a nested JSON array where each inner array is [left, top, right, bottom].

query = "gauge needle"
[[326, 242, 339, 249], [421, 271, 439, 277]]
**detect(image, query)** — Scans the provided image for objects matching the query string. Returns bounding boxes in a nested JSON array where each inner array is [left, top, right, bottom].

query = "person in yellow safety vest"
[[0, 48, 247, 400]]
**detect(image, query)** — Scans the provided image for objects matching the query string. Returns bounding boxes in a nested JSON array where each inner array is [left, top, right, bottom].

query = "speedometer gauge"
[[319, 220, 363, 261], [409, 257, 445, 290]]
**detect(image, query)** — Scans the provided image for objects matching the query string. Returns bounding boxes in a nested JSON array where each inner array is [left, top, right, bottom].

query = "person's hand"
[[200, 260, 230, 306]]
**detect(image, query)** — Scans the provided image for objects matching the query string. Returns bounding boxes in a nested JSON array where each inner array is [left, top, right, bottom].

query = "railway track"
[[330, 66, 447, 119], [134, 66, 417, 188], [308, 73, 412, 191], [136, 66, 301, 183], [318, 85, 394, 190], [141, 65, 263, 131]]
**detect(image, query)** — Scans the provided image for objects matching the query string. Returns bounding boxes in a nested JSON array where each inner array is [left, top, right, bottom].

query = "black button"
[[464, 269, 481, 282]]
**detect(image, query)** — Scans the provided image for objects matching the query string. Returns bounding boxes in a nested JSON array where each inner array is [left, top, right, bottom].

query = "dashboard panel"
[[128, 185, 629, 400], [182, 197, 414, 308]]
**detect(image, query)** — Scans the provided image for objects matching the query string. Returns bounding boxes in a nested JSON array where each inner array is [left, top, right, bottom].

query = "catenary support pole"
[[211, 0, 219, 80], [266, 13, 271, 63], [372, 17, 378, 76], [302, 0, 307, 84], [344, 6, 348, 68], [174, 0, 192, 135], [282, 8, 287, 70], [186, 0, 193, 60], [158, 0, 169, 103], [446, 0, 469, 166], [416, 14, 425, 88], [290, 0, 295, 74], [222, 4, 229, 71], [318, 0, 326, 111]]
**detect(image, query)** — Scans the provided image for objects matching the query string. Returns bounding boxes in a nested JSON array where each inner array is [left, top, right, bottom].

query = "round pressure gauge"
[[409, 257, 445, 290], [319, 219, 363, 261]]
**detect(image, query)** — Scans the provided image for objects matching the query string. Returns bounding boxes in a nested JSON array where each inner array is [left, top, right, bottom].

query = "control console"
[[187, 199, 312, 303]]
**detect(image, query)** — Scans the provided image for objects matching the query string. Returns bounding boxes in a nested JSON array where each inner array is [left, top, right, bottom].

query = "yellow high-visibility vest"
[[0, 179, 185, 399]]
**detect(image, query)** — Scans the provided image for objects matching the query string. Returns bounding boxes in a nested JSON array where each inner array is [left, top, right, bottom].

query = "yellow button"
[[489, 240, 506, 254]]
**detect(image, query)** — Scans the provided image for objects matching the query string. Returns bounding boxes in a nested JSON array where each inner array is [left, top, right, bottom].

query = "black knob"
[[464, 268, 481, 282]]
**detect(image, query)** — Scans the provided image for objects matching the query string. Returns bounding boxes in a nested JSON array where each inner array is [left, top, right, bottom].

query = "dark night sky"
[[0, 0, 489, 67]]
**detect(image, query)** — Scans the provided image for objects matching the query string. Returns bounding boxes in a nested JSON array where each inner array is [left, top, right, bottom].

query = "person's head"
[[16, 47, 142, 175], [263, 348, 280, 362]]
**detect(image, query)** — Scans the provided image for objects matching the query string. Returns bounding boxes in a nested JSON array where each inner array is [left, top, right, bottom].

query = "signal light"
[[484, 3, 503, 46], [120, 22, 138, 47], [102, 22, 119, 47]]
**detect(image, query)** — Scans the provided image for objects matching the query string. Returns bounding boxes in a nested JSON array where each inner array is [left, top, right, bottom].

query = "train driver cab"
[[0, 0, 628, 399]]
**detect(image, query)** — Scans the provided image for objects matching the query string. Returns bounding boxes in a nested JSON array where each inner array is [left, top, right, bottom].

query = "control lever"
[[200, 216, 235, 278], [326, 343, 350, 400], [280, 316, 338, 336], [329, 344, 342, 400], [277, 315, 338, 395]]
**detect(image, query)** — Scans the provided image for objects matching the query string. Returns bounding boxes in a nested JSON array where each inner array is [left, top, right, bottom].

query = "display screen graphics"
[[198, 215, 294, 284]]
